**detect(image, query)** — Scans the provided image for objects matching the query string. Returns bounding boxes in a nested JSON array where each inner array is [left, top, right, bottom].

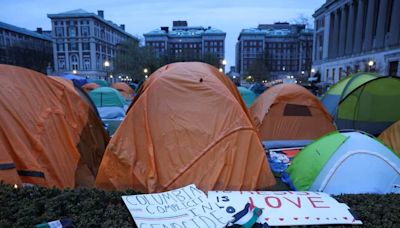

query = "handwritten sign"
[[122, 185, 228, 228], [208, 191, 362, 226]]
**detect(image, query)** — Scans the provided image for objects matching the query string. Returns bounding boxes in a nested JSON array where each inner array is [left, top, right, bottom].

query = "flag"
[[35, 218, 72, 228]]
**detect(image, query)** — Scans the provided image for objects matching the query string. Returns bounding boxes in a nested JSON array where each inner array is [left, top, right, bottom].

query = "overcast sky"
[[0, 0, 325, 69]]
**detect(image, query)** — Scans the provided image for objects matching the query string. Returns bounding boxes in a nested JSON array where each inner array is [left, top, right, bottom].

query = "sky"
[[0, 0, 326, 70]]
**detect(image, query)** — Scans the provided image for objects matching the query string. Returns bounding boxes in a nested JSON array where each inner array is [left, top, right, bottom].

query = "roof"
[[239, 27, 313, 39], [47, 9, 138, 41], [0, 21, 52, 41], [144, 27, 226, 38]]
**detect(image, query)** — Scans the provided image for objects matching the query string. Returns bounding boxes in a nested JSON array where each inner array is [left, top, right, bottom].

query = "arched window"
[[70, 54, 79, 70]]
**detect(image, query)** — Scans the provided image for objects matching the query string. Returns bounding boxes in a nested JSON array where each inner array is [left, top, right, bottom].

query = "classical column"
[[353, 0, 365, 53], [323, 15, 330, 59], [388, 0, 400, 46], [332, 10, 340, 57], [338, 7, 348, 56], [363, 0, 376, 51], [345, 1, 356, 55], [328, 13, 335, 58], [375, 0, 389, 48]]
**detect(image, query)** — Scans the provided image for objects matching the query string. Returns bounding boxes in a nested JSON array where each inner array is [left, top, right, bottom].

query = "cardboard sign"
[[122, 185, 228, 228], [208, 191, 362, 226]]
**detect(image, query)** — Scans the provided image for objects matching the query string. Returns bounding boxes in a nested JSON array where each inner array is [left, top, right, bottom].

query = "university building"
[[144, 21, 226, 69], [0, 21, 52, 74], [48, 9, 138, 78], [312, 0, 400, 85], [236, 22, 313, 79]]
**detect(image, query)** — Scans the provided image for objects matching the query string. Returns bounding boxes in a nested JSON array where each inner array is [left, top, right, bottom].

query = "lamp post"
[[104, 60, 110, 82], [72, 69, 77, 74], [368, 60, 375, 72], [144, 68, 149, 79]]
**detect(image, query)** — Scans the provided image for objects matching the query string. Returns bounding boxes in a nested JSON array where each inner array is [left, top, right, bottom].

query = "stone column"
[[338, 7, 348, 56], [363, 0, 376, 51], [353, 0, 365, 53], [323, 15, 330, 59], [333, 10, 341, 58], [388, 0, 400, 46], [345, 1, 355, 55], [375, 0, 389, 48]]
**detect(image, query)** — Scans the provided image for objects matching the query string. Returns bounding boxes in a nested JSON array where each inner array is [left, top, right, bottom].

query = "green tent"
[[336, 77, 400, 135], [237, 86, 256, 107], [321, 72, 380, 116], [88, 79, 110, 87], [286, 131, 400, 194], [89, 87, 127, 107]]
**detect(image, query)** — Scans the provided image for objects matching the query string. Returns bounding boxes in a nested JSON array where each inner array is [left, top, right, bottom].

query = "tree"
[[246, 57, 271, 82], [291, 14, 313, 29], [113, 40, 163, 81]]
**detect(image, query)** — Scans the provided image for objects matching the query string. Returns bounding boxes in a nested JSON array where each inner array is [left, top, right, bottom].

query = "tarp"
[[59, 74, 88, 87], [89, 87, 127, 108], [111, 82, 134, 99], [0, 64, 109, 188], [250, 84, 335, 141], [321, 72, 380, 116], [88, 79, 109, 87], [286, 131, 400, 194], [237, 86, 256, 107], [336, 77, 400, 136], [82, 82, 99, 93], [96, 62, 275, 193], [379, 120, 400, 155]]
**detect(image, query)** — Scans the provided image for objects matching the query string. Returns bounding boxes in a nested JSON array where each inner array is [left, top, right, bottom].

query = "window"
[[82, 42, 90, 51], [81, 26, 89, 36], [58, 58, 65, 69], [69, 42, 78, 51], [55, 27, 64, 37], [69, 26, 77, 37], [57, 43, 64, 52], [284, 104, 311, 116], [70, 54, 79, 70], [83, 58, 91, 70]]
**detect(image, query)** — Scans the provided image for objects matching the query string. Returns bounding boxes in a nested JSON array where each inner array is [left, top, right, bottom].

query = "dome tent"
[[89, 87, 127, 108], [250, 84, 335, 141], [321, 72, 380, 116], [88, 78, 109, 87], [286, 131, 400, 194], [237, 86, 256, 107], [96, 62, 276, 193], [335, 76, 400, 135], [379, 120, 400, 155], [111, 82, 134, 100], [82, 82, 99, 93], [0, 65, 109, 188]]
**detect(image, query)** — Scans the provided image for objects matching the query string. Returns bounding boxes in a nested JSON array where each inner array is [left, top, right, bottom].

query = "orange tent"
[[96, 62, 275, 193], [0, 64, 109, 188], [250, 84, 335, 141], [111, 82, 134, 99], [82, 82, 99, 93], [379, 120, 400, 155]]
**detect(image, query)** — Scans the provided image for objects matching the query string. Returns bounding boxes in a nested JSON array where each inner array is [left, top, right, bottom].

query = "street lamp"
[[104, 60, 110, 81], [144, 68, 148, 74], [311, 68, 316, 74], [72, 69, 77, 74], [219, 68, 223, 72], [222, 59, 227, 65]]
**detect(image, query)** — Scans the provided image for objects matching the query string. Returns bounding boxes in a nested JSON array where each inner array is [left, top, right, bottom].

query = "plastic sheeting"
[[0, 64, 109, 188], [96, 62, 276, 193]]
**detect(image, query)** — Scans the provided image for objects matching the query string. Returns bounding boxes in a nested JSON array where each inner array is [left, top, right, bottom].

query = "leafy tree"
[[246, 57, 270, 82]]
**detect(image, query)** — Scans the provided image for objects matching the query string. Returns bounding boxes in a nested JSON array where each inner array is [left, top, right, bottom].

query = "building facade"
[[48, 9, 138, 78], [236, 22, 313, 80], [0, 21, 53, 74], [312, 0, 400, 85], [144, 21, 226, 69]]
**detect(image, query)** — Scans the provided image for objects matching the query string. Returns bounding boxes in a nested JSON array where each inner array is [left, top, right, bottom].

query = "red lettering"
[[273, 192, 287, 195], [265, 196, 282, 208], [296, 192, 310, 195], [283, 197, 301, 208], [307, 197, 330, 208]]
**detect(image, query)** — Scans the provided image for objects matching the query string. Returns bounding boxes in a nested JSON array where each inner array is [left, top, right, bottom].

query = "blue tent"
[[60, 74, 88, 87], [237, 86, 256, 107]]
